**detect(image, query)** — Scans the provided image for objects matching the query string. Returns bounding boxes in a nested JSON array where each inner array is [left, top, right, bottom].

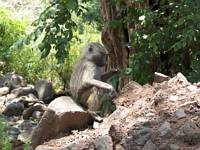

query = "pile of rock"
[[0, 73, 55, 147], [35, 72, 200, 150], [0, 72, 98, 149]]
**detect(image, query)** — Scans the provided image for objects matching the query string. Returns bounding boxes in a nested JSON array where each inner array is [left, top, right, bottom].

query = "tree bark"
[[100, 0, 130, 88]]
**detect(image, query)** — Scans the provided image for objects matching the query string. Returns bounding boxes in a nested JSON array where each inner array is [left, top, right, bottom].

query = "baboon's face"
[[87, 46, 108, 67]]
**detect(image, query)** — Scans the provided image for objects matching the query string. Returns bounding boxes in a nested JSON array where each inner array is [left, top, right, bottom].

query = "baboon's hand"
[[108, 86, 118, 99]]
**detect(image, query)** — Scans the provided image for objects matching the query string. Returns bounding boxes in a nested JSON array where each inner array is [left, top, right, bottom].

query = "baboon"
[[70, 42, 118, 112]]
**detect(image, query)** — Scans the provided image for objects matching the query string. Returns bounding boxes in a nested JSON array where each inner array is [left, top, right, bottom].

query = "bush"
[[126, 0, 200, 84], [0, 8, 26, 68]]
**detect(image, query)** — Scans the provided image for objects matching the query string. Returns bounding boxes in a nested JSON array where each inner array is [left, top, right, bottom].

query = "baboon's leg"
[[86, 87, 103, 122], [87, 87, 101, 112]]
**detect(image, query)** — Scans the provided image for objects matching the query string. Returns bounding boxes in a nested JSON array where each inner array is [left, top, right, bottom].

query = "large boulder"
[[34, 79, 54, 104], [31, 96, 94, 148]]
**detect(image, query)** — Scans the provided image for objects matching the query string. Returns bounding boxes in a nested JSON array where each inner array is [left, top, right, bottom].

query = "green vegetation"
[[0, 4, 101, 90], [0, 8, 26, 71], [125, 0, 200, 83], [0, 117, 12, 150]]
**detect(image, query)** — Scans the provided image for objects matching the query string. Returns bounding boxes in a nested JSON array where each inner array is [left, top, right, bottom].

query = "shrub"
[[126, 0, 200, 84], [0, 8, 26, 69]]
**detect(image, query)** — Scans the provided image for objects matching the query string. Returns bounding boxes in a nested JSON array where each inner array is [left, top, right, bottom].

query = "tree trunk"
[[100, 0, 130, 88]]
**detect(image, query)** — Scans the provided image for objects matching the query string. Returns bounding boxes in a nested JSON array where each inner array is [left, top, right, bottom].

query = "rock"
[[31, 96, 94, 148], [14, 120, 37, 143], [2, 101, 24, 116], [197, 82, 200, 88], [0, 97, 5, 113], [176, 120, 200, 144], [11, 86, 36, 97], [23, 104, 47, 120], [187, 85, 197, 92], [98, 106, 131, 136], [93, 121, 100, 129], [154, 72, 170, 83], [0, 72, 26, 90], [123, 127, 152, 149], [94, 135, 113, 150], [36, 142, 88, 150], [32, 111, 43, 120], [151, 90, 168, 105], [169, 95, 179, 102], [133, 127, 152, 146], [175, 108, 186, 119], [169, 144, 180, 150], [121, 81, 142, 93], [17, 120, 37, 131], [5, 93, 16, 100], [109, 125, 123, 144], [18, 131, 32, 143], [0, 87, 9, 96], [142, 140, 156, 150], [115, 144, 125, 150], [158, 121, 171, 137], [168, 72, 190, 87], [34, 79, 54, 103], [7, 126, 20, 139]]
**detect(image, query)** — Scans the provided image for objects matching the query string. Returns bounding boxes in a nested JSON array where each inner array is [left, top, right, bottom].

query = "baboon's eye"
[[88, 47, 93, 52]]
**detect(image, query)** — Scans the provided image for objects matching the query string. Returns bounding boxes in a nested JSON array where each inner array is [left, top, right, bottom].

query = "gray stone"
[[22, 104, 46, 120], [17, 120, 37, 131], [95, 135, 113, 150], [31, 96, 94, 148], [8, 126, 20, 136], [11, 86, 36, 97], [142, 140, 157, 150], [2, 101, 24, 116], [176, 120, 200, 144], [158, 121, 171, 137], [34, 79, 54, 104], [175, 108, 186, 119], [169, 144, 180, 150], [124, 127, 152, 148], [134, 127, 152, 146]]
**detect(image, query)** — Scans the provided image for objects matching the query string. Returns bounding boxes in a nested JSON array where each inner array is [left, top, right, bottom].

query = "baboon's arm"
[[101, 69, 119, 81], [83, 79, 113, 90]]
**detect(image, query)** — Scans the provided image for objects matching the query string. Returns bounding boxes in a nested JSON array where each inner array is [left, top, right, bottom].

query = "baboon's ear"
[[88, 46, 93, 52]]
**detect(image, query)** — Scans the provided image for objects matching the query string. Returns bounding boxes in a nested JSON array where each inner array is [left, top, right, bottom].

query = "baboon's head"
[[82, 42, 108, 67]]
